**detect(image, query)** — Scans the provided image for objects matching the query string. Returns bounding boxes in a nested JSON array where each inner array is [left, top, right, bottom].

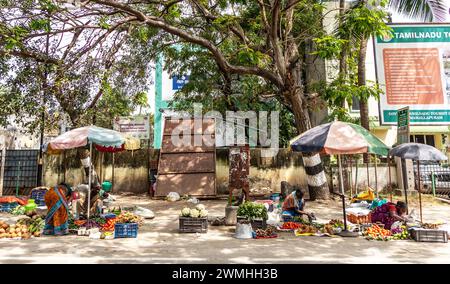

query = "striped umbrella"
[[290, 121, 389, 156], [290, 121, 390, 236]]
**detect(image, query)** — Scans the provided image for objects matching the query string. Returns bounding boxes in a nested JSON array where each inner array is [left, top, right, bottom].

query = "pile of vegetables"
[[281, 222, 302, 230], [180, 204, 208, 218], [391, 226, 410, 240], [0, 217, 43, 239], [294, 224, 318, 235], [328, 219, 345, 229], [117, 211, 144, 226], [237, 202, 268, 220], [101, 218, 117, 232], [320, 224, 335, 235], [422, 223, 439, 229], [255, 226, 277, 238], [10, 206, 26, 216], [363, 224, 391, 241]]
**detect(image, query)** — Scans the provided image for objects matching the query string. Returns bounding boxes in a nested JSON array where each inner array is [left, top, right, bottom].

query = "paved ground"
[[0, 194, 449, 264]]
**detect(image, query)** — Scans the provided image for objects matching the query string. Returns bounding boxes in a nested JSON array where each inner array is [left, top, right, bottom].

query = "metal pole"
[[15, 161, 21, 197], [0, 140, 5, 196], [366, 159, 370, 188], [402, 158, 409, 215], [349, 157, 353, 199], [338, 154, 348, 231], [374, 154, 378, 198], [87, 142, 92, 221], [112, 152, 115, 193], [388, 156, 392, 202], [417, 160, 423, 223], [431, 171, 436, 197], [354, 157, 358, 194]]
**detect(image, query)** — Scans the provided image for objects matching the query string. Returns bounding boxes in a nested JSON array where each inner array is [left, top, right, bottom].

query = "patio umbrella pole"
[[87, 142, 92, 222], [338, 154, 348, 231], [374, 154, 378, 198], [417, 160, 423, 223], [366, 158, 370, 188], [387, 156, 392, 202]]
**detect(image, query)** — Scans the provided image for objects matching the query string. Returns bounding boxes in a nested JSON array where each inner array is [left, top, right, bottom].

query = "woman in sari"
[[281, 188, 315, 221], [44, 183, 73, 236], [371, 201, 408, 230]]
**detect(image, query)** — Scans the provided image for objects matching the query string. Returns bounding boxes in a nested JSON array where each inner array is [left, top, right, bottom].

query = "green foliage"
[[313, 36, 347, 59], [237, 202, 268, 220]]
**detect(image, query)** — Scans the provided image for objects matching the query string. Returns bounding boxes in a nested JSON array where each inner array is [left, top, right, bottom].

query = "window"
[[351, 95, 360, 111], [409, 134, 436, 147]]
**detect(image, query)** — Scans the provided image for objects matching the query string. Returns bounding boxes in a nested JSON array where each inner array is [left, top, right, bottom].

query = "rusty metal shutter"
[[155, 118, 216, 197]]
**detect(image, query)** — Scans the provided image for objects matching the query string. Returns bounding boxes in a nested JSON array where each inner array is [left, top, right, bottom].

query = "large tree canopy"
[[0, 0, 153, 131]]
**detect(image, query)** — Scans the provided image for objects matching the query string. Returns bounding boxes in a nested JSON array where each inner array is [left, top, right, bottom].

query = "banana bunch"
[[28, 217, 44, 234]]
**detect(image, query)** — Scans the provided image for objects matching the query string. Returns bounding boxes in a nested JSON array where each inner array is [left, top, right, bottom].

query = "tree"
[[389, 0, 448, 22], [53, 0, 333, 198], [0, 0, 153, 132]]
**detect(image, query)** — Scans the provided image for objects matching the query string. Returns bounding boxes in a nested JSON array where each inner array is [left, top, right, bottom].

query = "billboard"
[[113, 115, 150, 140], [374, 24, 450, 125]]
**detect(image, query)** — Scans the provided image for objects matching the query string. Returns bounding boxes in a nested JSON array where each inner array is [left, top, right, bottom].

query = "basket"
[[31, 189, 47, 207], [411, 228, 448, 243], [251, 219, 267, 230], [179, 217, 208, 233], [114, 223, 138, 238], [0, 202, 19, 212]]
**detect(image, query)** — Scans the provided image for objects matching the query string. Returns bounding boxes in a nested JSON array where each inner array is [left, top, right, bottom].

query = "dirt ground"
[[0, 194, 449, 264]]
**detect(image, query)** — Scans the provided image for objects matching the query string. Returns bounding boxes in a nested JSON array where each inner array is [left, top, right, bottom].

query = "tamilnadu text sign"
[[375, 24, 450, 125]]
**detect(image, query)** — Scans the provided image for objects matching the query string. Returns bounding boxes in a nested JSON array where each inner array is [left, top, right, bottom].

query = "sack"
[[234, 222, 253, 239], [166, 192, 180, 202]]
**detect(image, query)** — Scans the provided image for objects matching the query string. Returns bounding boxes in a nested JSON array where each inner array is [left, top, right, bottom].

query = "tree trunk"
[[358, 36, 370, 163], [338, 0, 347, 98], [288, 89, 329, 200]]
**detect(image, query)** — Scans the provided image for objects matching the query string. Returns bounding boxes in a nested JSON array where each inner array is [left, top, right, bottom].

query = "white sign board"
[[113, 116, 150, 139]]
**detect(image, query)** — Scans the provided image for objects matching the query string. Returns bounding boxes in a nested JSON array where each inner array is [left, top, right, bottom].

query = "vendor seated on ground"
[[371, 201, 408, 230], [281, 187, 314, 221], [74, 184, 105, 219]]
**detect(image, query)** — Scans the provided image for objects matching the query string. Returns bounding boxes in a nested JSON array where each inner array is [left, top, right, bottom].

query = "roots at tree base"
[[302, 153, 329, 200]]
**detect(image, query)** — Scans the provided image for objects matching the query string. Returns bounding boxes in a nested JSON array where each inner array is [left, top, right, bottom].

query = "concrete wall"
[[43, 148, 399, 195]]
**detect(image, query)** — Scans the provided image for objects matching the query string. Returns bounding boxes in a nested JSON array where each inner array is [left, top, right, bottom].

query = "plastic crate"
[[114, 223, 138, 238], [179, 217, 208, 233], [251, 219, 267, 230], [411, 228, 448, 243], [0, 202, 19, 212], [31, 189, 47, 206]]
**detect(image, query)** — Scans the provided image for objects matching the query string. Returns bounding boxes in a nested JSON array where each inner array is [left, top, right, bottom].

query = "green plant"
[[237, 202, 268, 220]]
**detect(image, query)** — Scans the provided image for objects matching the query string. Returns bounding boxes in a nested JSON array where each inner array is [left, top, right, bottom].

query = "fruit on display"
[[117, 211, 144, 226], [347, 213, 371, 224], [281, 222, 302, 230], [363, 224, 391, 241], [321, 224, 335, 235], [0, 220, 38, 239], [328, 219, 345, 228], [101, 218, 117, 232], [391, 226, 410, 240]]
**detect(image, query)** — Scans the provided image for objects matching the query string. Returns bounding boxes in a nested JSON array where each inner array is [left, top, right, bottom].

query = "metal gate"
[[0, 150, 39, 196], [414, 161, 450, 199]]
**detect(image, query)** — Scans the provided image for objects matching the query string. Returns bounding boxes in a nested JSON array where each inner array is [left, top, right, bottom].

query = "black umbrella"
[[389, 143, 448, 223]]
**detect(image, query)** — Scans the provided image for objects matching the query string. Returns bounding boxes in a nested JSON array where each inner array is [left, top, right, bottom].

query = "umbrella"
[[47, 125, 125, 151], [290, 121, 390, 236], [46, 125, 125, 221], [389, 143, 447, 223]]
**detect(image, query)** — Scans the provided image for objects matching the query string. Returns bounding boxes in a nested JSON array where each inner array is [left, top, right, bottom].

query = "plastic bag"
[[266, 211, 282, 226], [234, 222, 253, 239], [166, 192, 180, 202], [188, 197, 199, 204], [370, 198, 387, 210], [133, 206, 155, 219]]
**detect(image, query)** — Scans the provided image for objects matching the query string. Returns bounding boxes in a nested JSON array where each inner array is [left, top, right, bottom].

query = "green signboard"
[[374, 24, 450, 125], [397, 107, 410, 145]]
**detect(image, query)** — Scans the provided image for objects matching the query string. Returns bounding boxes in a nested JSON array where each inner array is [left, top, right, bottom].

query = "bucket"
[[225, 205, 239, 226], [102, 181, 112, 192]]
